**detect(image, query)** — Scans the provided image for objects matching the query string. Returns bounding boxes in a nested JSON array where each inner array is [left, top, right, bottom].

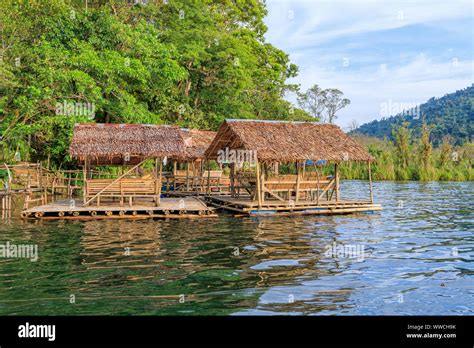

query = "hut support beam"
[[200, 161, 204, 192], [186, 162, 190, 191], [295, 161, 301, 203], [157, 158, 163, 206], [83, 158, 88, 204], [255, 161, 262, 208], [230, 162, 236, 197], [335, 163, 339, 202], [368, 161, 373, 204], [316, 168, 320, 205], [206, 160, 211, 194]]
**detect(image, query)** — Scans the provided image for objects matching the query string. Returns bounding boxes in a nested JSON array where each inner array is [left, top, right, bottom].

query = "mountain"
[[352, 85, 474, 146]]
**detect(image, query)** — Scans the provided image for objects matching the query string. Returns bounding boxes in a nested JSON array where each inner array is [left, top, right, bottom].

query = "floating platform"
[[22, 197, 217, 220], [205, 196, 382, 216]]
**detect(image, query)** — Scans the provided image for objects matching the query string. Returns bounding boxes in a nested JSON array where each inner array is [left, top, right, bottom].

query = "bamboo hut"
[[69, 123, 186, 207], [163, 129, 227, 194], [204, 119, 381, 215], [20, 124, 220, 219]]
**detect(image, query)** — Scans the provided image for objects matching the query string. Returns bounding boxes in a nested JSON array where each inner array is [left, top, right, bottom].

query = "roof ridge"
[[226, 119, 328, 125]]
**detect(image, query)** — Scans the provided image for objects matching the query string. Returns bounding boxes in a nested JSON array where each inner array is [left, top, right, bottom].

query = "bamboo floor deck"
[[22, 197, 217, 220], [205, 195, 383, 216]]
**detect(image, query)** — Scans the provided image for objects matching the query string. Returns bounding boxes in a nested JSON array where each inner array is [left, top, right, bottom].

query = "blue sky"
[[264, 0, 474, 129]]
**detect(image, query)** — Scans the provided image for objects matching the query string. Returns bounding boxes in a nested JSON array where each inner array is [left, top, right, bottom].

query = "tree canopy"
[[0, 0, 312, 165]]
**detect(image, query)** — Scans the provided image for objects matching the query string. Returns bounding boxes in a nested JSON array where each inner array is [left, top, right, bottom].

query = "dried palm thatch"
[[70, 124, 186, 165], [205, 119, 373, 163], [180, 129, 217, 161]]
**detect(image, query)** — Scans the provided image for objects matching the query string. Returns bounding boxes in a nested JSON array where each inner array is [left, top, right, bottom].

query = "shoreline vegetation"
[[342, 123, 473, 182]]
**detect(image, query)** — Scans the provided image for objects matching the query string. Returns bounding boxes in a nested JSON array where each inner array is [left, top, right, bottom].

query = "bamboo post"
[[38, 162, 43, 190], [335, 163, 339, 202], [316, 168, 320, 205], [255, 161, 262, 207], [199, 161, 204, 192], [83, 158, 88, 204], [260, 163, 266, 204], [67, 172, 72, 197], [230, 162, 235, 197], [368, 161, 373, 203], [120, 180, 124, 207], [295, 161, 301, 203], [173, 161, 177, 191], [207, 160, 211, 194], [157, 157, 163, 206], [186, 161, 190, 192]]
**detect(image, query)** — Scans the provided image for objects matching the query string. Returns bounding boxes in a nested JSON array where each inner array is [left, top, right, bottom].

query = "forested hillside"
[[353, 85, 473, 146]]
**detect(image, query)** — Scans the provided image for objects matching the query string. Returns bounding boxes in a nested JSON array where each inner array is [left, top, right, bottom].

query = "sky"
[[264, 0, 474, 129]]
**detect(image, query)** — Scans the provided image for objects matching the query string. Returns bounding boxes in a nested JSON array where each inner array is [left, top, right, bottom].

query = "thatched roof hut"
[[70, 123, 186, 165], [180, 129, 216, 161], [205, 119, 373, 163]]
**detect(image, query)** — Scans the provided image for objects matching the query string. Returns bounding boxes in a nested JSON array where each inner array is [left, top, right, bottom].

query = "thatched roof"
[[70, 124, 186, 165], [180, 129, 217, 161], [205, 119, 373, 163]]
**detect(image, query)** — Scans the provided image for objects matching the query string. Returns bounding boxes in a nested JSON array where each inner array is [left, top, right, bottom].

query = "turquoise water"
[[0, 181, 472, 315]]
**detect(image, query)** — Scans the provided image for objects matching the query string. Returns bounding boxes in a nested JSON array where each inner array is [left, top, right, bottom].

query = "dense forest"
[[352, 85, 474, 146], [0, 0, 312, 165]]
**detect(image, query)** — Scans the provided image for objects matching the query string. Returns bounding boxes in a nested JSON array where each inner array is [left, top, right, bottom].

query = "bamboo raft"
[[21, 197, 217, 220], [16, 120, 385, 220], [205, 195, 382, 216]]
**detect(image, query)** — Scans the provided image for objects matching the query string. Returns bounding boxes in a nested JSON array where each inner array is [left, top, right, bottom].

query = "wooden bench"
[[85, 178, 161, 206], [261, 175, 335, 201], [164, 170, 229, 192]]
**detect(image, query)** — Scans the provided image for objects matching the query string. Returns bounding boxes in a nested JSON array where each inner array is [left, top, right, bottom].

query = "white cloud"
[[289, 55, 473, 127], [264, 0, 474, 128], [266, 0, 472, 50]]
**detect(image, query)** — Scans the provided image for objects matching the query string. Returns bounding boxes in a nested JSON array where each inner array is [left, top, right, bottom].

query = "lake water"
[[0, 181, 472, 315]]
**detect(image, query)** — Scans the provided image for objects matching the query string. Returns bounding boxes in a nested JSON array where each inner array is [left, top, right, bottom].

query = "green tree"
[[297, 84, 350, 123], [296, 84, 326, 120], [418, 121, 433, 180], [392, 122, 411, 179], [324, 88, 350, 124]]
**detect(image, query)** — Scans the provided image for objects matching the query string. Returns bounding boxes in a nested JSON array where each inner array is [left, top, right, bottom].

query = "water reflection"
[[0, 181, 472, 315]]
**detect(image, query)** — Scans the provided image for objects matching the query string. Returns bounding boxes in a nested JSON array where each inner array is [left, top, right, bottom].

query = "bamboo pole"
[[368, 161, 373, 203], [255, 161, 262, 208], [157, 157, 163, 206], [295, 161, 301, 203], [261, 163, 266, 204], [83, 158, 88, 204], [185, 161, 189, 191], [38, 162, 43, 190], [207, 160, 211, 194], [230, 162, 235, 197], [316, 168, 320, 205], [335, 163, 339, 202], [200, 161, 204, 192]]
